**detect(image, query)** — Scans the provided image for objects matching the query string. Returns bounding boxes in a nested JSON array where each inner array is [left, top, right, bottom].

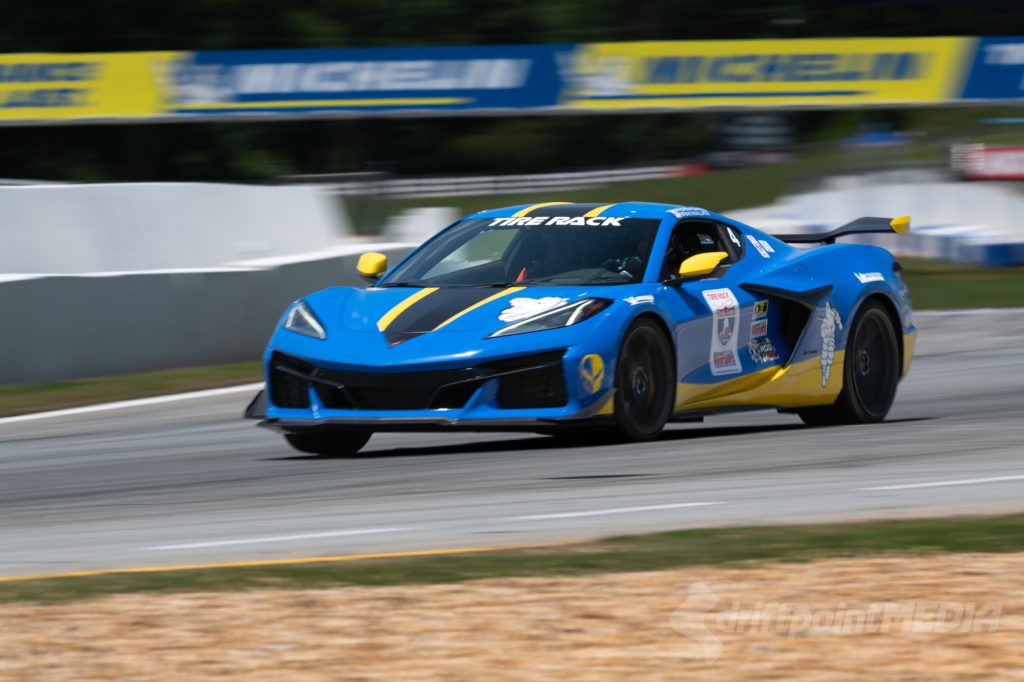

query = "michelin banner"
[[0, 38, 1019, 124], [558, 38, 973, 109], [960, 37, 1024, 101], [164, 45, 567, 116]]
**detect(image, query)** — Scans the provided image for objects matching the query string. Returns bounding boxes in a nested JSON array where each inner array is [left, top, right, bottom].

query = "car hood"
[[334, 285, 596, 343]]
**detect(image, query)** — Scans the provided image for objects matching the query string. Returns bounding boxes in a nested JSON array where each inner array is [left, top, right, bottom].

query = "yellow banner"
[[0, 52, 181, 121], [560, 38, 972, 109]]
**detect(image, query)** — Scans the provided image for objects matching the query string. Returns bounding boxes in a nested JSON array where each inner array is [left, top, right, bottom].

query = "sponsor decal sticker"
[[758, 239, 775, 254], [580, 354, 605, 395], [749, 337, 779, 364], [624, 294, 655, 306], [747, 235, 770, 258], [668, 206, 711, 219], [854, 271, 885, 283], [702, 288, 741, 376], [488, 216, 623, 227], [753, 300, 769, 318], [498, 296, 569, 323], [820, 301, 844, 387], [750, 318, 768, 338]]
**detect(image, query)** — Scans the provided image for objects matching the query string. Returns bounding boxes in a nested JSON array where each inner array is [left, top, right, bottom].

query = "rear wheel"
[[798, 301, 900, 426], [612, 318, 675, 441], [284, 428, 373, 456]]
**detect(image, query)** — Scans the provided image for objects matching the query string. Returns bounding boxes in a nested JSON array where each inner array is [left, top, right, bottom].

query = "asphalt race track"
[[2, 310, 1023, 578]]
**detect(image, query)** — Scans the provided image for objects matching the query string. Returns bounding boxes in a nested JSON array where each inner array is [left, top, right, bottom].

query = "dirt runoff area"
[[1, 553, 1022, 681]]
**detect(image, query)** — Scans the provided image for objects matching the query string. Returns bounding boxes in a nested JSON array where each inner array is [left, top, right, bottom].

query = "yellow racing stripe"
[[583, 204, 614, 218], [512, 201, 571, 218], [376, 287, 438, 331], [432, 286, 525, 331]]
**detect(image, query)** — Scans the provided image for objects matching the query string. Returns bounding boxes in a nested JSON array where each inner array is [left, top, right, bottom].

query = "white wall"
[[0, 245, 413, 384], [0, 183, 352, 274]]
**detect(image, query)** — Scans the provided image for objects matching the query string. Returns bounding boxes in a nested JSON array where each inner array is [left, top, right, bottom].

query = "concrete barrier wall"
[[0, 183, 352, 274], [0, 245, 412, 384]]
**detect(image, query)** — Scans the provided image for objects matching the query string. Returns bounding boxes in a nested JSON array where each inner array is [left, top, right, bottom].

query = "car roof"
[[469, 201, 725, 222]]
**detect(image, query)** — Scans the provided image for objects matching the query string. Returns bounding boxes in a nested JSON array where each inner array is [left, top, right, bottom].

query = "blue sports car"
[[245, 201, 916, 455]]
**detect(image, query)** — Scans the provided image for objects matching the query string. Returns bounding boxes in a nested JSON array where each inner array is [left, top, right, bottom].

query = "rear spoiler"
[[775, 215, 910, 244]]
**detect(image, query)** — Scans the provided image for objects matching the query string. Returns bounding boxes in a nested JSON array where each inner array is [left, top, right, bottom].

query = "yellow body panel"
[[902, 330, 917, 377], [675, 352, 845, 412]]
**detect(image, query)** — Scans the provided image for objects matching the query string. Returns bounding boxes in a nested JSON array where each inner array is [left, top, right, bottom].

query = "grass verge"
[[3, 514, 1024, 604], [901, 258, 1024, 310], [0, 361, 263, 418]]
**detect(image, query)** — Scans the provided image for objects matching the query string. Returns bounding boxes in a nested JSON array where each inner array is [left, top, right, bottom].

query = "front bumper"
[[247, 346, 615, 432]]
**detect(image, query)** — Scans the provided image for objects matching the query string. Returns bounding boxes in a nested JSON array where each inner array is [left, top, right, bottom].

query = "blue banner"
[[960, 37, 1024, 101], [163, 45, 571, 116]]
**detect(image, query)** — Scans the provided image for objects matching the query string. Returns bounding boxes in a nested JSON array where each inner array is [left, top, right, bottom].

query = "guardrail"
[[278, 164, 708, 198]]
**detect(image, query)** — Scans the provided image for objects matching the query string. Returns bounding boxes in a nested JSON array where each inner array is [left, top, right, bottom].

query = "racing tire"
[[798, 301, 901, 426], [284, 428, 373, 456], [612, 318, 675, 441]]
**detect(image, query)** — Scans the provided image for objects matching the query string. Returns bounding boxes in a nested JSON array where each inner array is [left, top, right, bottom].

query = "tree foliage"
[[0, 0, 1017, 181]]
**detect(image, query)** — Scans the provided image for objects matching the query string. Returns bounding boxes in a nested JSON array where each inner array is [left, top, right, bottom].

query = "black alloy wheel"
[[799, 300, 901, 426], [613, 318, 675, 440]]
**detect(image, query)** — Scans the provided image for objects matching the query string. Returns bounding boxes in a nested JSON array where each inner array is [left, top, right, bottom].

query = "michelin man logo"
[[498, 297, 569, 323], [820, 301, 843, 387]]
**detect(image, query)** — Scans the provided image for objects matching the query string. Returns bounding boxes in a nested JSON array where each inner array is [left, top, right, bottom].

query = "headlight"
[[284, 300, 327, 340], [489, 298, 611, 338]]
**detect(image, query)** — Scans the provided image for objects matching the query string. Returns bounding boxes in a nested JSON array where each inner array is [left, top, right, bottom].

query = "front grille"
[[496, 361, 568, 408], [268, 350, 566, 411], [269, 353, 311, 408]]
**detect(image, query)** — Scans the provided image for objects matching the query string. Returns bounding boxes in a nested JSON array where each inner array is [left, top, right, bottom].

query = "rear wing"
[[774, 215, 910, 244]]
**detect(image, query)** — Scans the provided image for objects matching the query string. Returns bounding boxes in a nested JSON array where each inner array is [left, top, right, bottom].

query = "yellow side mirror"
[[678, 251, 729, 279], [357, 252, 388, 279]]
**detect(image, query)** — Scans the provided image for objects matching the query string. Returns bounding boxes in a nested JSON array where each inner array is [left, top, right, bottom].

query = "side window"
[[719, 223, 746, 260], [660, 220, 736, 280]]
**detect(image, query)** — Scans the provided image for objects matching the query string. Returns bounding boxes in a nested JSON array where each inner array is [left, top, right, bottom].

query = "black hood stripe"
[[380, 287, 523, 346]]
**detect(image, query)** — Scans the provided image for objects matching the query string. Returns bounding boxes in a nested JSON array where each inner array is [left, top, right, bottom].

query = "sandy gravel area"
[[1, 553, 1021, 681]]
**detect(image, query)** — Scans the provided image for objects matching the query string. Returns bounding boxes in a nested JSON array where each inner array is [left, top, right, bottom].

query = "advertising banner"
[[953, 144, 1024, 180], [1, 37, 1020, 124], [556, 38, 973, 110], [0, 52, 179, 122], [161, 45, 568, 117], [960, 37, 1024, 101]]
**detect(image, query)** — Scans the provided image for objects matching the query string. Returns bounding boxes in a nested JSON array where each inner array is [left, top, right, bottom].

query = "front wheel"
[[612, 318, 675, 441], [798, 300, 901, 426], [284, 428, 373, 456]]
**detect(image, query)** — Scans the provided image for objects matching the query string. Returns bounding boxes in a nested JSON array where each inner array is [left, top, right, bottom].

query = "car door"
[[660, 220, 788, 407]]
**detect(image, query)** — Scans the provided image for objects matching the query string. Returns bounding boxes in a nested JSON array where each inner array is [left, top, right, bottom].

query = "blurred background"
[[1, 0, 1023, 396]]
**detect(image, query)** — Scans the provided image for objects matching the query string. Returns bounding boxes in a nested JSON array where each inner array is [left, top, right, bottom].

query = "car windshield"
[[380, 216, 661, 287]]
